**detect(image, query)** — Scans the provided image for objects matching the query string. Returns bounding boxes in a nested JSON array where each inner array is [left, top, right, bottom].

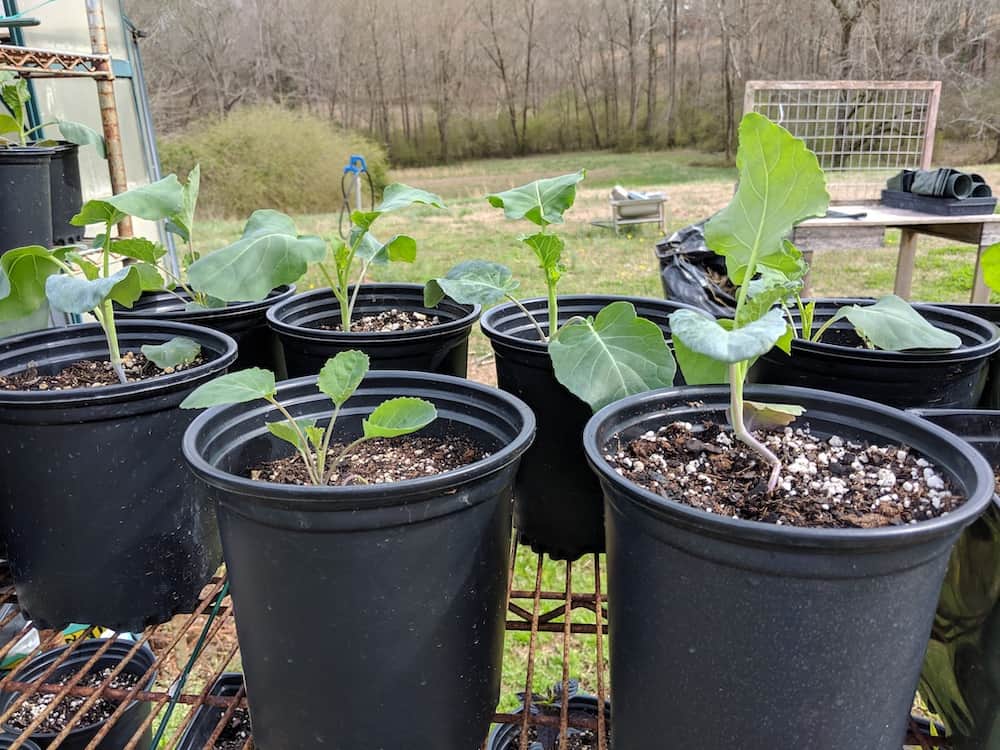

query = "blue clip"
[[343, 154, 368, 175]]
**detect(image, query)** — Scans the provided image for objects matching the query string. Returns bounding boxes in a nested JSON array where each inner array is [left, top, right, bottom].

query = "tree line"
[[128, 0, 1000, 165]]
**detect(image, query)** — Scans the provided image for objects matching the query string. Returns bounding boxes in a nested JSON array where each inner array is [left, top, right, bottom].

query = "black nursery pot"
[[115, 286, 295, 376], [487, 685, 610, 750], [0, 146, 53, 253], [0, 321, 238, 631], [0, 735, 40, 749], [45, 142, 83, 246], [583, 385, 995, 750], [175, 673, 245, 750], [183, 372, 535, 750], [910, 408, 1000, 750], [753, 299, 1000, 409], [930, 303, 1000, 410], [481, 295, 694, 561], [266, 283, 480, 378], [0, 639, 156, 749]]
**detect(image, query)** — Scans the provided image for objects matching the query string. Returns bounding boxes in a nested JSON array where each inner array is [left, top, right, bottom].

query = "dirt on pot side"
[[250, 434, 487, 485], [0, 351, 204, 391], [605, 421, 964, 528]]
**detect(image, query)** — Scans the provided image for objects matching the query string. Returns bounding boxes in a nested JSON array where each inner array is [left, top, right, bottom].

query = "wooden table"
[[792, 205, 1000, 302]]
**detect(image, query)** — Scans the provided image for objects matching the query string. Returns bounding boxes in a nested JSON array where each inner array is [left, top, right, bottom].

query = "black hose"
[[338, 169, 376, 239]]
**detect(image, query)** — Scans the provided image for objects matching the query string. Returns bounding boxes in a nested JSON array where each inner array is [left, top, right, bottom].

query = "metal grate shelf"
[[0, 541, 610, 750]]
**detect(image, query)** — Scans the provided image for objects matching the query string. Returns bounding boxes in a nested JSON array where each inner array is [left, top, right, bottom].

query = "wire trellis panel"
[[744, 80, 941, 202]]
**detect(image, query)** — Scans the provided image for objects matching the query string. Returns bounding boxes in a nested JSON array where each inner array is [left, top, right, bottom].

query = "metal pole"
[[85, 0, 132, 237], [354, 172, 363, 214]]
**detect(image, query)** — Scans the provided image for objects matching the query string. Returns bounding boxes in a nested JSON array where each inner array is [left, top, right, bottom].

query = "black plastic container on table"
[[752, 299, 1000, 409], [0, 146, 53, 253], [487, 682, 610, 750], [183, 372, 535, 750], [0, 640, 156, 750], [0, 735, 40, 750], [115, 286, 295, 376], [266, 283, 480, 378], [0, 321, 238, 631], [481, 295, 696, 561], [44, 142, 83, 246], [583, 385, 995, 750], [910, 409, 1000, 750], [176, 673, 245, 750]]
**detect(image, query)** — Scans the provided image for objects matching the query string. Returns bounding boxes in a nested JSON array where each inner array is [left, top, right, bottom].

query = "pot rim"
[[183, 370, 536, 504], [0, 640, 155, 742], [0, 319, 238, 405], [782, 298, 1000, 363], [115, 284, 296, 321], [266, 283, 481, 342], [583, 384, 995, 548], [481, 294, 697, 356]]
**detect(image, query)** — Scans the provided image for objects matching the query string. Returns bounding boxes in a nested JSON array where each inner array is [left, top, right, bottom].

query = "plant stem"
[[331, 436, 368, 478], [102, 299, 127, 384], [728, 363, 782, 492], [546, 277, 559, 340], [317, 403, 341, 483], [346, 258, 373, 331], [266, 397, 322, 485], [504, 294, 548, 343], [811, 316, 838, 343]]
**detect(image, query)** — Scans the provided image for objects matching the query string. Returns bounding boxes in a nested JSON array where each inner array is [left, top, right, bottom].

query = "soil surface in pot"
[[209, 706, 251, 750], [0, 351, 202, 391], [5, 668, 140, 733], [318, 309, 441, 332], [507, 725, 607, 750], [605, 421, 964, 528], [250, 434, 487, 485]]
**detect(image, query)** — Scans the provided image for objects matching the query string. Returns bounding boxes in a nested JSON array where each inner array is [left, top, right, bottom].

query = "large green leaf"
[[186, 210, 326, 301], [487, 171, 586, 226], [362, 397, 437, 438], [141, 336, 201, 369], [352, 230, 417, 265], [110, 237, 166, 264], [549, 301, 677, 412], [180, 368, 277, 409], [981, 242, 1000, 292], [705, 114, 828, 284], [520, 232, 565, 286], [824, 295, 962, 351], [672, 331, 729, 385], [317, 350, 369, 407], [72, 175, 186, 227], [424, 260, 519, 307], [267, 418, 318, 453], [669, 307, 787, 364], [168, 164, 200, 241], [45, 265, 142, 314], [351, 183, 446, 230], [56, 120, 106, 158], [0, 246, 62, 320], [0, 113, 20, 138]]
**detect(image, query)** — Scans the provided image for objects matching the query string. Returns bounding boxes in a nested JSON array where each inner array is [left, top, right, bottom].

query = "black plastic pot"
[[910, 409, 1000, 750], [176, 673, 245, 750], [115, 286, 295, 376], [753, 299, 1000, 409], [487, 682, 610, 750], [481, 295, 695, 561], [44, 142, 83, 246], [929, 303, 1000, 410], [266, 283, 480, 378], [0, 639, 156, 749], [0, 146, 53, 253], [0, 320, 238, 631], [183, 371, 535, 750], [583, 385, 995, 750], [0, 735, 40, 750]]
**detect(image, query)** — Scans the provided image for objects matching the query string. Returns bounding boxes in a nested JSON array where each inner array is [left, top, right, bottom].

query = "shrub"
[[158, 105, 390, 217]]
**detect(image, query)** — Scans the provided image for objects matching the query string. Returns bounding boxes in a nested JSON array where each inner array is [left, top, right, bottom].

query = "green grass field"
[[188, 148, 999, 723]]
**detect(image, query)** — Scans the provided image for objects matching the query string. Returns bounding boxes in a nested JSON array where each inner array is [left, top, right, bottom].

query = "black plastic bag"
[[654, 222, 736, 317]]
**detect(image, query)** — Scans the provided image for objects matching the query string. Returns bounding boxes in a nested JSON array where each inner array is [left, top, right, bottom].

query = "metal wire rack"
[[744, 80, 941, 203], [0, 543, 947, 750], [0, 540, 611, 750]]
